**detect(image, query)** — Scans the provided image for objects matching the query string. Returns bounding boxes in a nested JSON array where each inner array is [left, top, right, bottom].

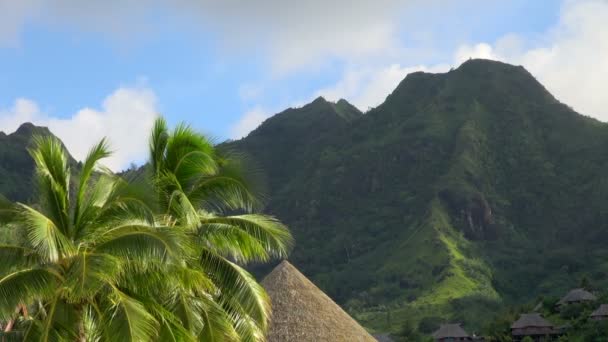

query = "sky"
[[0, 0, 606, 171]]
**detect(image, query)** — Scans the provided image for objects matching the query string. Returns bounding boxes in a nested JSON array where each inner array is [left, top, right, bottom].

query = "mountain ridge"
[[229, 59, 608, 333]]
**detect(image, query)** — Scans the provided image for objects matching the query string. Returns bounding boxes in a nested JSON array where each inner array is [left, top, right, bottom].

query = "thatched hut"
[[590, 304, 608, 321], [261, 260, 376, 342], [511, 313, 557, 341], [557, 288, 596, 306], [431, 323, 471, 341]]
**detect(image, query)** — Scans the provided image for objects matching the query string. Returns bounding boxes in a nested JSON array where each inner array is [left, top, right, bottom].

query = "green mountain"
[[0, 123, 77, 202], [228, 59, 608, 333], [3, 59, 608, 335]]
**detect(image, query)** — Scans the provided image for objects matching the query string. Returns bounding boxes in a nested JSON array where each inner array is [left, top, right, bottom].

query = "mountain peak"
[[331, 99, 362, 121], [310, 96, 329, 105], [383, 59, 555, 111], [12, 122, 51, 137]]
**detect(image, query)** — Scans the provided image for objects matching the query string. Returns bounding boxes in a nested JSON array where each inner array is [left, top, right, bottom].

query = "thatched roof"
[[511, 313, 554, 329], [591, 304, 608, 317], [558, 288, 597, 305], [261, 260, 376, 342], [432, 323, 470, 339]]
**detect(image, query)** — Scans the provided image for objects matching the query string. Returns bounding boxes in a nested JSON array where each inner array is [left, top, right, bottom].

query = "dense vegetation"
[[0, 119, 291, 341], [229, 59, 608, 334], [3, 59, 608, 337]]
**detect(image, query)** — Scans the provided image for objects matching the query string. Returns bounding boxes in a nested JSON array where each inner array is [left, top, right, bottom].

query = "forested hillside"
[[229, 59, 608, 333]]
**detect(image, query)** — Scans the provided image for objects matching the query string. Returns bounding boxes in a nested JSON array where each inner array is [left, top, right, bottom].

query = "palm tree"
[[147, 118, 293, 341], [0, 119, 292, 341], [0, 136, 185, 341]]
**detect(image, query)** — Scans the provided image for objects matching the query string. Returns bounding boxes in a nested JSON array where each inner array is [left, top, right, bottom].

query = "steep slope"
[[229, 59, 608, 333], [0, 123, 68, 201], [0, 123, 79, 202]]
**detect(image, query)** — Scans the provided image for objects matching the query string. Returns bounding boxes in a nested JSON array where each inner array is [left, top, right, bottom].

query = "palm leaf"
[[200, 214, 292, 262], [16, 203, 75, 262], [164, 123, 216, 176], [0, 267, 60, 320], [0, 245, 39, 276], [196, 294, 240, 342], [150, 117, 169, 175], [93, 223, 185, 262], [28, 135, 71, 236], [74, 138, 112, 231], [187, 151, 265, 213], [199, 249, 270, 333], [103, 288, 159, 342], [64, 252, 122, 302]]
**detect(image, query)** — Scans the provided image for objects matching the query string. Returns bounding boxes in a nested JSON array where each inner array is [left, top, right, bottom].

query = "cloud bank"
[[0, 87, 158, 171], [317, 0, 608, 122]]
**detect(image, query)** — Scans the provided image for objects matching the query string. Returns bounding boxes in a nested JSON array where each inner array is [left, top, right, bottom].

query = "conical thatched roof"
[[591, 304, 608, 318], [511, 313, 554, 329], [558, 288, 596, 305], [432, 323, 470, 339], [261, 260, 376, 342]]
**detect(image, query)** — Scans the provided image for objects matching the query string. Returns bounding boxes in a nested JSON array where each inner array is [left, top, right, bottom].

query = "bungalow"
[[511, 313, 558, 341], [557, 288, 597, 306], [590, 304, 608, 321], [432, 323, 472, 341]]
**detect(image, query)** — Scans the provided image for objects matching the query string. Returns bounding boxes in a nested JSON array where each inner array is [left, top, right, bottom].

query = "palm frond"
[[0, 245, 39, 275], [200, 214, 292, 262], [142, 298, 197, 342], [93, 223, 186, 262], [103, 288, 159, 342], [187, 152, 265, 213], [164, 123, 215, 177], [198, 223, 269, 263], [196, 294, 240, 342], [16, 203, 75, 262], [38, 296, 81, 341], [0, 267, 60, 320], [199, 249, 270, 333], [28, 135, 71, 235], [150, 117, 169, 175], [166, 189, 200, 230], [80, 175, 157, 239], [173, 150, 219, 188], [75, 138, 112, 230], [64, 252, 122, 302]]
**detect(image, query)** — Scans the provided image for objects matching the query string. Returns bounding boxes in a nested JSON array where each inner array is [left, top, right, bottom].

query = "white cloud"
[[316, 63, 449, 111], [452, 0, 608, 120], [154, 0, 417, 75], [0, 0, 429, 74], [230, 107, 270, 139], [316, 0, 608, 121], [0, 87, 158, 171]]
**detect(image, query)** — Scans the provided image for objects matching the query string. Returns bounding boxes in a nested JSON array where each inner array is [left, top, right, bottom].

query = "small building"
[[511, 313, 557, 341], [432, 323, 472, 341], [557, 288, 597, 306], [590, 304, 608, 321]]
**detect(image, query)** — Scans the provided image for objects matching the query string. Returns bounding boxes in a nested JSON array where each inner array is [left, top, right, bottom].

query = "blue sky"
[[1, 0, 606, 170]]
